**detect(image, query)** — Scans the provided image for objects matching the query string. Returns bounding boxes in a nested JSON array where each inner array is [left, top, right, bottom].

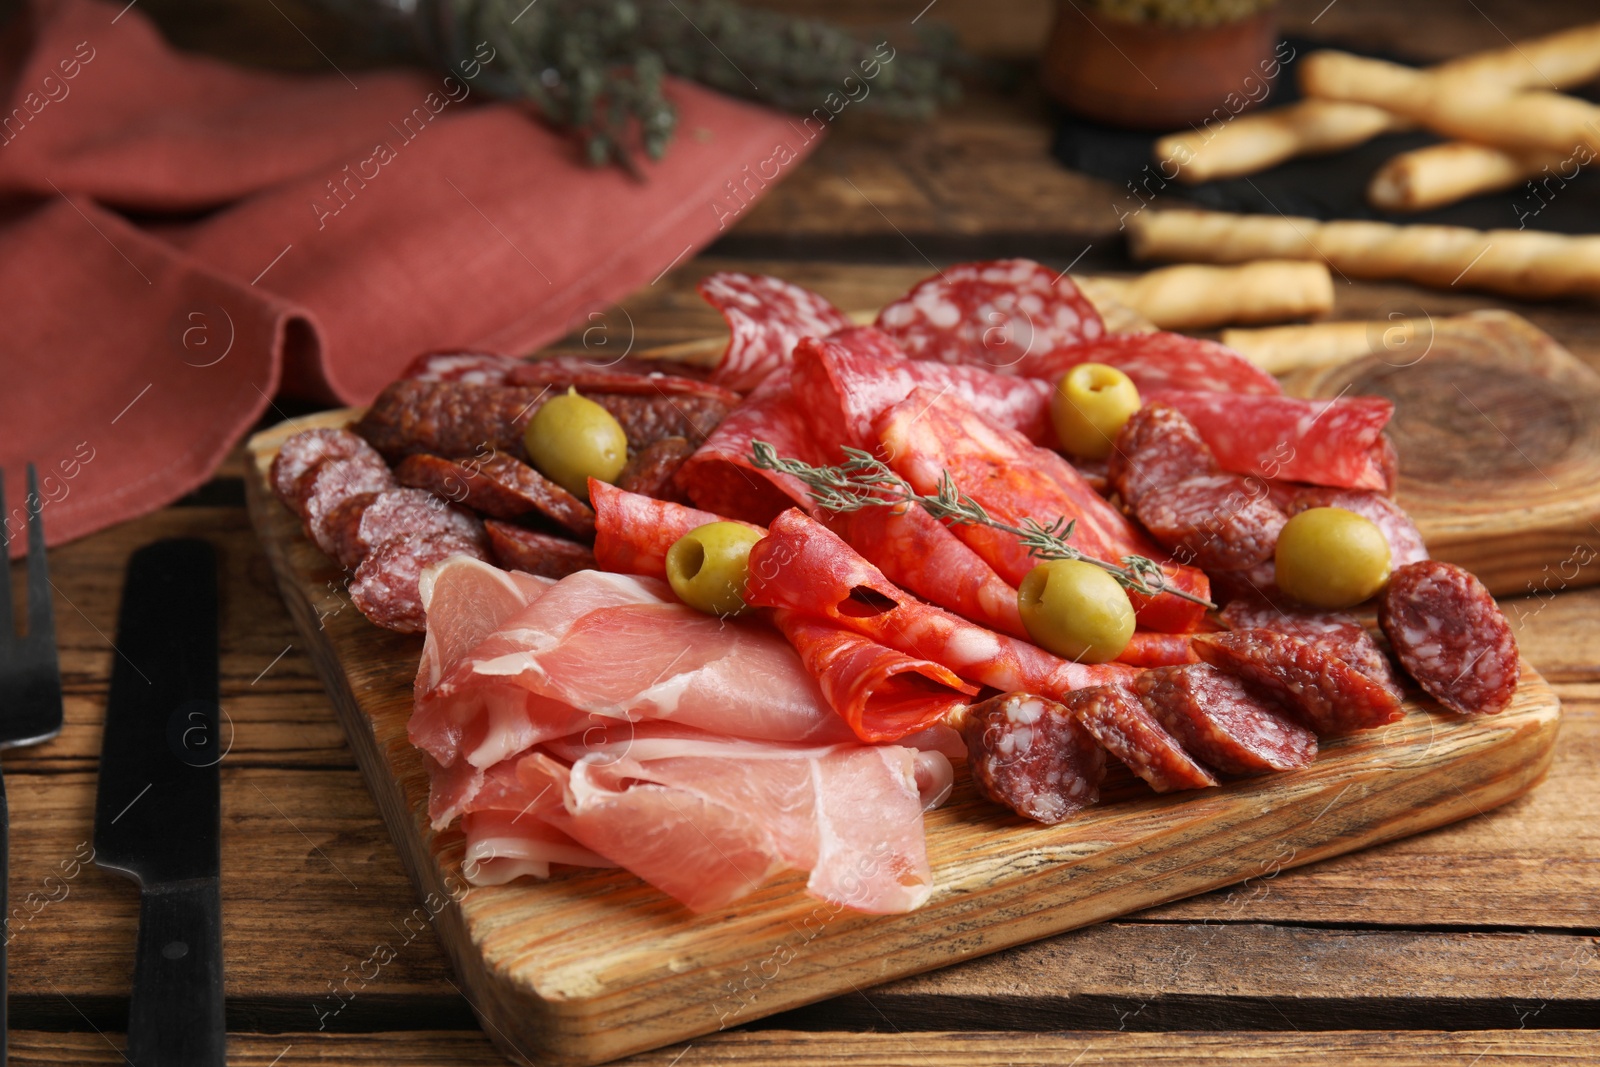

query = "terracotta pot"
[[1042, 3, 1282, 130]]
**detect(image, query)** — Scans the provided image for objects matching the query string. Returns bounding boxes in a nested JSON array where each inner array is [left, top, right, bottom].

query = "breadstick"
[[1073, 276, 1158, 334], [1299, 51, 1600, 158], [1368, 142, 1569, 212], [1084, 261, 1333, 330], [1126, 209, 1600, 300], [1220, 321, 1392, 374], [1159, 20, 1600, 182]]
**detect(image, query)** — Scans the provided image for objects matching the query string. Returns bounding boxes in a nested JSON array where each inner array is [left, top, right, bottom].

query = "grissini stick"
[[1082, 261, 1333, 330], [1220, 321, 1401, 374], [1126, 209, 1600, 300], [1368, 141, 1572, 213]]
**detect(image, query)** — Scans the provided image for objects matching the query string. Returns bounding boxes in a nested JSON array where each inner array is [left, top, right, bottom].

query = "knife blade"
[[94, 538, 224, 1067]]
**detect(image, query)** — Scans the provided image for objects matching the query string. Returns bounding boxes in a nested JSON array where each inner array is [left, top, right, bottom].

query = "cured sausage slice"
[[878, 388, 1210, 633], [1220, 600, 1401, 699], [302, 455, 397, 558], [398, 351, 521, 385], [1036, 331, 1282, 396], [961, 692, 1106, 824], [874, 259, 1105, 374], [824, 324, 907, 362], [1130, 664, 1316, 775], [393, 452, 595, 537], [483, 521, 597, 580], [774, 610, 978, 743], [1136, 474, 1286, 571], [507, 356, 738, 404], [616, 437, 695, 501], [590, 481, 759, 581], [1065, 684, 1218, 793], [699, 271, 852, 393], [1193, 630, 1405, 734], [1148, 390, 1395, 492], [745, 509, 1137, 699], [270, 428, 384, 517], [351, 533, 488, 632], [328, 487, 487, 572], [1379, 560, 1519, 715], [675, 370, 821, 524], [1108, 403, 1217, 510], [1278, 485, 1429, 568], [1115, 631, 1199, 668]]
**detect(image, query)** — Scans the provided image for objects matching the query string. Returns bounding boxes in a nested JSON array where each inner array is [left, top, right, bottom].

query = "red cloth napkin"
[[0, 0, 819, 553]]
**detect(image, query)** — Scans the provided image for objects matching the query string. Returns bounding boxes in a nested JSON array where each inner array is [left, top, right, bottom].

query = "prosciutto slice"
[[878, 388, 1210, 633], [700, 272, 852, 393], [746, 510, 1135, 699]]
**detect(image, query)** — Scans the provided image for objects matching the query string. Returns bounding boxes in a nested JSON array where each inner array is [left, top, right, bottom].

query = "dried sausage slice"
[[483, 521, 597, 580], [699, 271, 852, 393], [1130, 664, 1316, 775], [616, 437, 695, 501], [1066, 684, 1218, 793], [302, 455, 396, 558], [330, 488, 486, 571], [962, 692, 1106, 824], [590, 481, 759, 581], [1193, 630, 1405, 734], [393, 452, 595, 537], [1109, 403, 1217, 511], [1220, 600, 1401, 699], [270, 428, 384, 517], [1379, 560, 1519, 715], [350, 534, 487, 633], [1137, 474, 1286, 571]]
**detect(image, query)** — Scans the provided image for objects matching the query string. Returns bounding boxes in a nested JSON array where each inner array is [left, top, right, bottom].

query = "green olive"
[[1274, 507, 1391, 608], [1018, 559, 1136, 663], [665, 522, 764, 617], [523, 387, 628, 499], [1052, 363, 1142, 461]]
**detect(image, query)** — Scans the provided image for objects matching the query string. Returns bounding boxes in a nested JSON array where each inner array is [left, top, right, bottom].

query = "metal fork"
[[0, 465, 66, 1067]]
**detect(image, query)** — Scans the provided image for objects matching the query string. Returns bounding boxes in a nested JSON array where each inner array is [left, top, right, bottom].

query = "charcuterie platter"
[[246, 263, 1563, 1067]]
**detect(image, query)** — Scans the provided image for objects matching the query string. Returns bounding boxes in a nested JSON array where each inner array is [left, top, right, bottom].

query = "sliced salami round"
[[616, 437, 695, 501], [874, 259, 1105, 375], [1219, 600, 1401, 699], [1131, 663, 1316, 775], [398, 351, 521, 385], [591, 480, 757, 581], [351, 533, 487, 633], [1065, 684, 1218, 793], [507, 356, 741, 405], [699, 271, 852, 393], [303, 455, 397, 558], [483, 520, 597, 580], [270, 428, 383, 517], [1135, 473, 1287, 572], [1379, 560, 1519, 716], [962, 692, 1106, 824], [1193, 629, 1404, 734], [1108, 403, 1216, 510], [1034, 331, 1282, 396], [1115, 631, 1199, 668], [1279, 486, 1429, 568], [824, 324, 908, 362], [332, 487, 486, 571], [394, 452, 595, 537]]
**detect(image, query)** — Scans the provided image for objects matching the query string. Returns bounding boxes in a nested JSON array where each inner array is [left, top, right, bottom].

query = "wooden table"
[[7, 1, 1600, 1062]]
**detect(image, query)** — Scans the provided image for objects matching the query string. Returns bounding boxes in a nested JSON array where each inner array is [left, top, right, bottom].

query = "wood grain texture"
[[244, 411, 1561, 1067], [1283, 311, 1600, 597]]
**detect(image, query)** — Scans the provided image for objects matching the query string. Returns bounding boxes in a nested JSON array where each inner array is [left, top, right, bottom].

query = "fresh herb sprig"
[[751, 441, 1215, 608]]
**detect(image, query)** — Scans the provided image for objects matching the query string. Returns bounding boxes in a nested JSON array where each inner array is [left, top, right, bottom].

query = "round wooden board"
[[1282, 310, 1600, 598]]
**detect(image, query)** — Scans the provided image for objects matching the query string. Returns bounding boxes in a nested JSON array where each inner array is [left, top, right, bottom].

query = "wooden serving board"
[[1284, 310, 1600, 599], [246, 410, 1562, 1067]]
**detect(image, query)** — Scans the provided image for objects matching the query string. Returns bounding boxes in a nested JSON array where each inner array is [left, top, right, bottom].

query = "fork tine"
[[0, 467, 13, 639], [26, 463, 55, 646]]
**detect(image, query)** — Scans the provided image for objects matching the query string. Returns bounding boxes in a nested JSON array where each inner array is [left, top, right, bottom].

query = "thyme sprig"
[[751, 441, 1214, 608]]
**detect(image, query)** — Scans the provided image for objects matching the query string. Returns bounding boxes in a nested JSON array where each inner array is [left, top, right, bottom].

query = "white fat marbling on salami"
[[699, 272, 852, 393]]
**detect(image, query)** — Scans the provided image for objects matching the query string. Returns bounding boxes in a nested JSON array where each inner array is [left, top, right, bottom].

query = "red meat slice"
[[1220, 600, 1402, 699], [616, 437, 695, 501], [744, 509, 1136, 699], [1130, 663, 1317, 775], [1379, 561, 1519, 715], [398, 351, 521, 385], [330, 487, 486, 572], [1193, 630, 1405, 734], [1136, 473, 1287, 571], [589, 481, 760, 581], [1034, 331, 1282, 396], [675, 370, 822, 524], [1148, 390, 1395, 491], [483, 521, 597, 580], [1116, 631, 1199, 667], [699, 271, 852, 393], [1109, 403, 1217, 510], [877, 388, 1210, 633], [303, 455, 397, 558], [350, 533, 488, 633], [394, 452, 595, 537], [1065, 684, 1218, 793], [773, 610, 978, 743], [270, 428, 384, 517], [507, 356, 741, 405], [961, 692, 1106, 824], [874, 259, 1105, 374]]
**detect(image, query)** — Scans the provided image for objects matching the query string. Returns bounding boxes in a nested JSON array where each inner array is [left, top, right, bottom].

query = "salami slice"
[[270, 428, 384, 517], [1379, 561, 1519, 715], [303, 455, 397, 558], [1034, 332, 1282, 396], [398, 351, 521, 385], [744, 510, 1137, 699], [483, 521, 598, 580], [878, 388, 1210, 633], [874, 259, 1105, 375], [351, 533, 488, 632], [1065, 684, 1218, 792], [826, 504, 1029, 640], [1278, 486, 1429, 568], [699, 271, 852, 393], [330, 487, 487, 572], [354, 381, 731, 461], [789, 334, 1054, 456], [1220, 600, 1401, 698], [1148, 390, 1395, 491], [675, 370, 821, 524], [507, 356, 740, 405], [774, 610, 978, 743], [1109, 403, 1217, 511], [1207, 560, 1282, 607], [616, 437, 695, 501], [1116, 631, 1199, 667], [1135, 473, 1287, 571], [961, 692, 1106, 824], [1130, 664, 1316, 775], [394, 452, 596, 537], [825, 324, 907, 362], [590, 481, 759, 580], [1193, 630, 1404, 734]]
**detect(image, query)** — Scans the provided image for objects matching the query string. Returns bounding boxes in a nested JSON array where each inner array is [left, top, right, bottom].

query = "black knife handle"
[[127, 878, 224, 1067]]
